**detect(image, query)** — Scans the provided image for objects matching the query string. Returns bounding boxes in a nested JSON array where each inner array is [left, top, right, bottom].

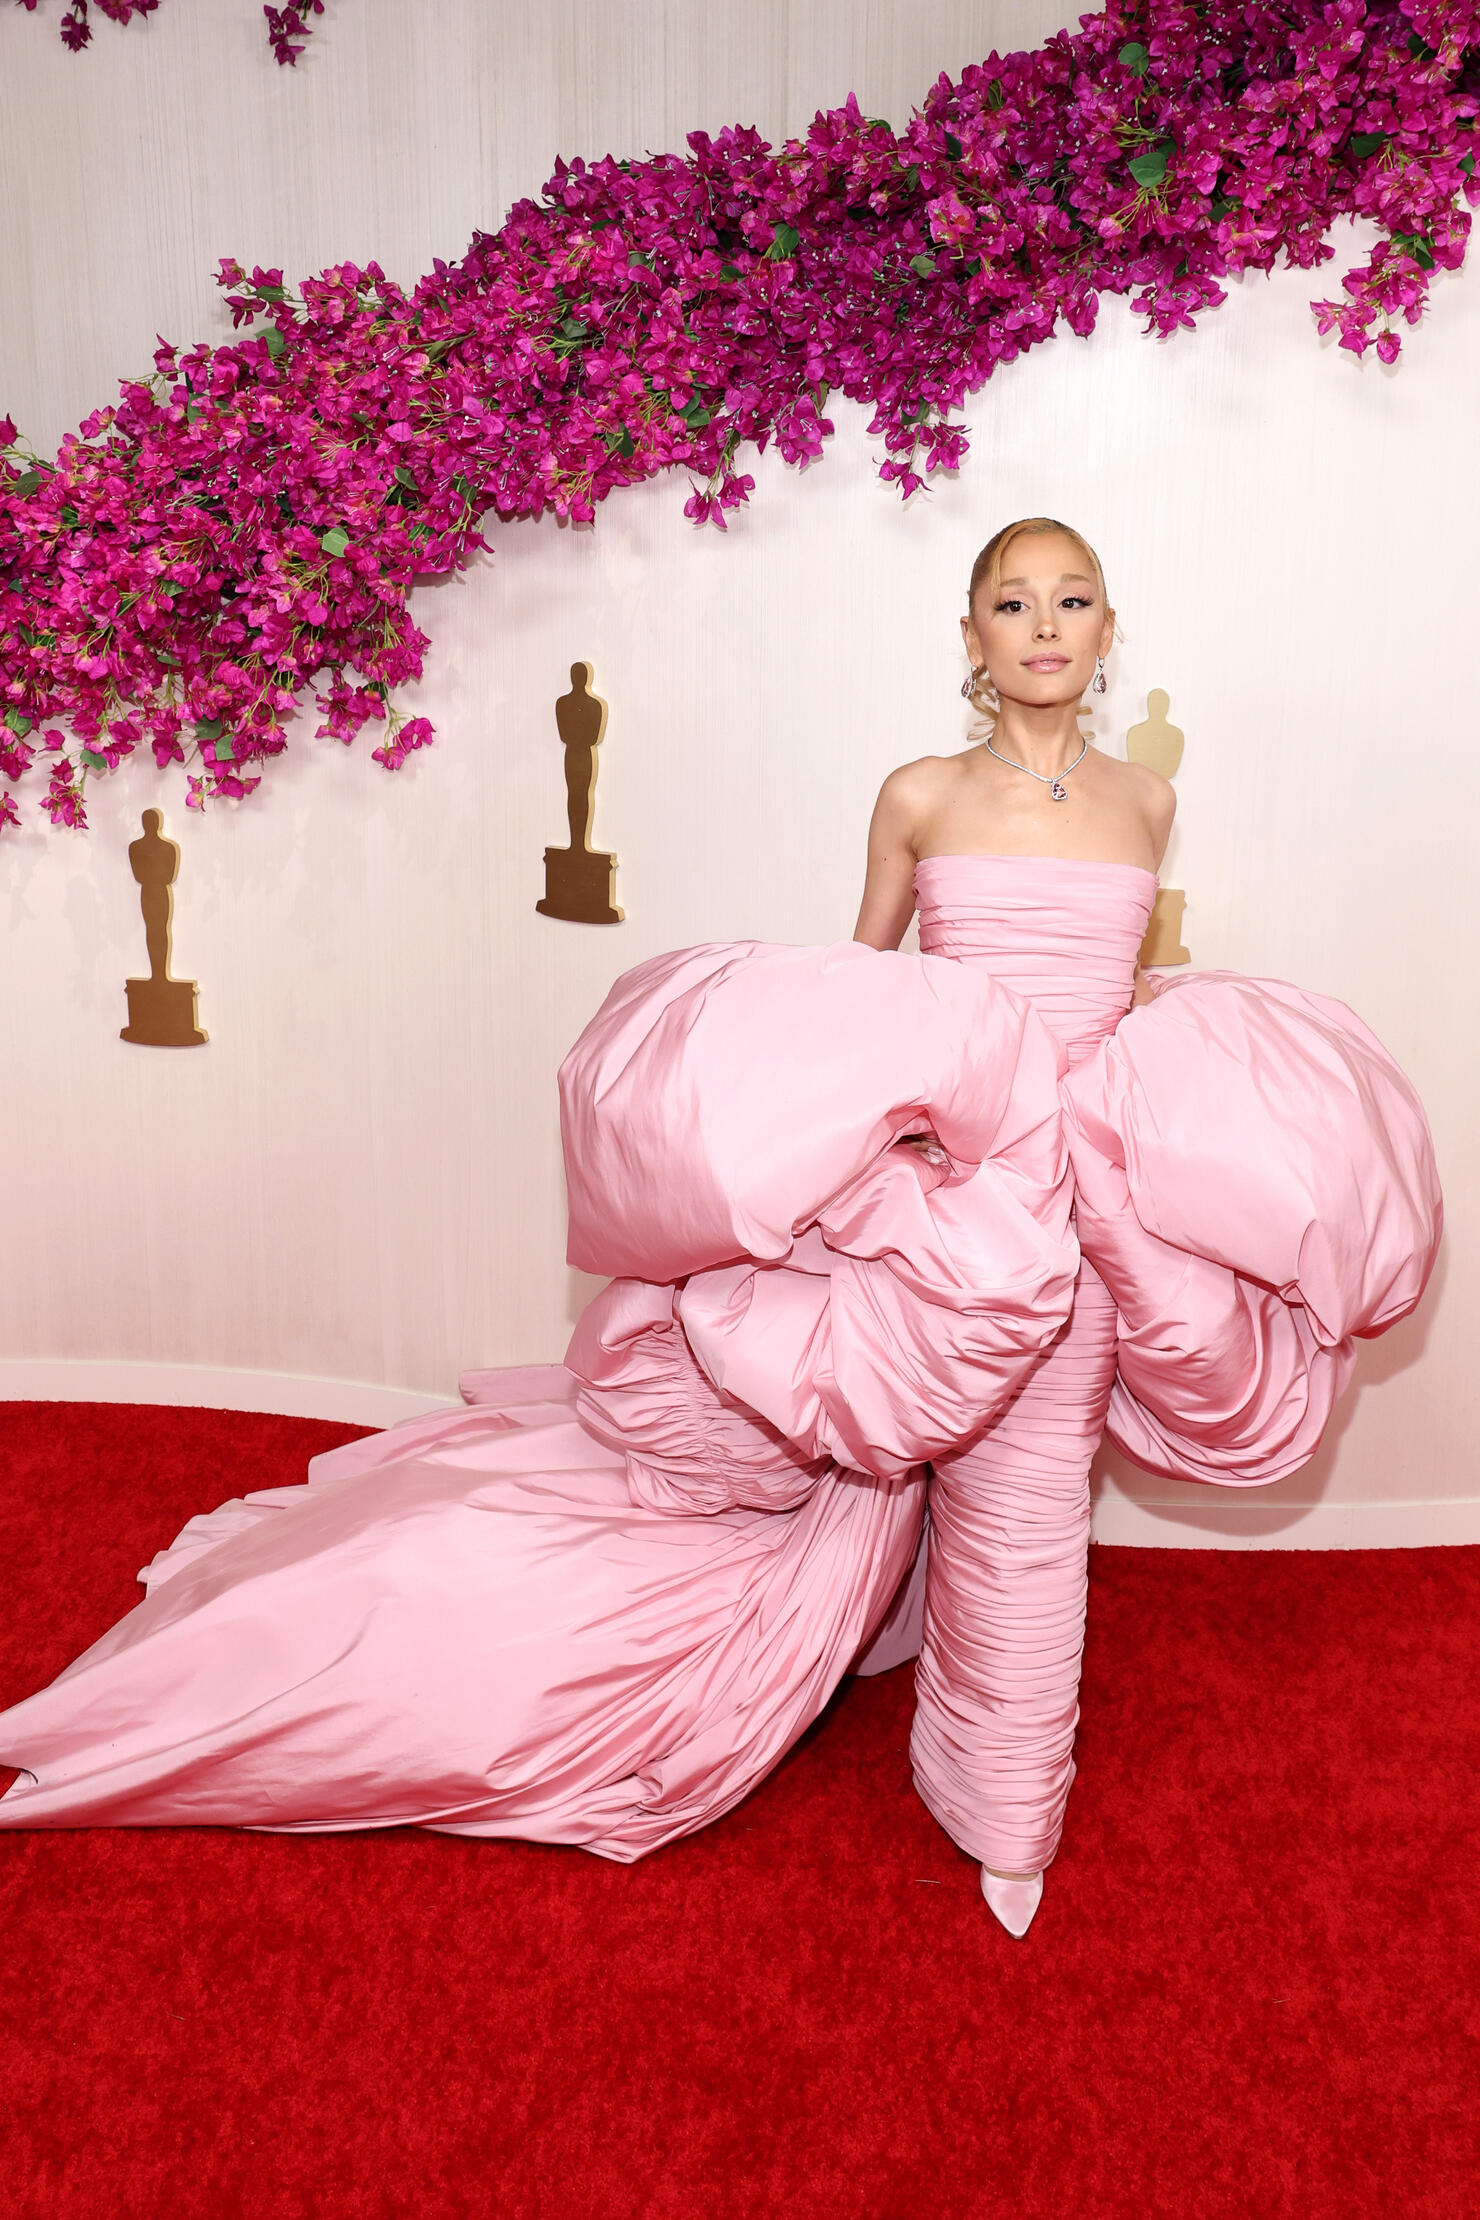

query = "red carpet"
[[1, 1401, 1476, 2219]]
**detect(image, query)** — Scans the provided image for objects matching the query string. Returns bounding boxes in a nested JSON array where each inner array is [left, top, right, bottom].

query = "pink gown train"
[[0, 857, 1441, 1873]]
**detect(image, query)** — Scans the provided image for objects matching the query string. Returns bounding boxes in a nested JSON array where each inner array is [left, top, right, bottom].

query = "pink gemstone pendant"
[[1050, 778, 1069, 802]]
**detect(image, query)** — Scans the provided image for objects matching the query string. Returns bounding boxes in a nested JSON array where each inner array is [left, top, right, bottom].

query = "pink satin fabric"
[[1063, 969, 1443, 1483], [0, 856, 1441, 1877], [559, 939, 1078, 1477], [0, 1367, 922, 1855]]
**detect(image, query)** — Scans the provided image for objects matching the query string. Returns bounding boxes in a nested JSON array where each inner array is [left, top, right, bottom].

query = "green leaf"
[[718, 263, 742, 281], [1118, 40, 1150, 74], [1349, 132, 1389, 158], [261, 325, 286, 360], [251, 282, 289, 302], [1390, 229, 1435, 268], [683, 400, 711, 430], [393, 465, 418, 491], [194, 718, 224, 742], [943, 131, 963, 160], [627, 249, 654, 269], [602, 426, 636, 459], [1127, 143, 1170, 189], [1209, 195, 1237, 221], [904, 164, 920, 195], [767, 222, 800, 260], [910, 253, 938, 278], [986, 78, 1005, 110], [8, 469, 42, 497], [319, 525, 350, 558], [59, 503, 80, 529], [3, 707, 32, 736], [213, 736, 235, 764], [1461, 154, 1476, 177], [80, 749, 107, 772], [558, 315, 590, 339]]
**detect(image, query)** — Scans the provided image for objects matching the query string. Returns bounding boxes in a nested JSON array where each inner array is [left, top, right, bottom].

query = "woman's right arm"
[[853, 764, 930, 950]]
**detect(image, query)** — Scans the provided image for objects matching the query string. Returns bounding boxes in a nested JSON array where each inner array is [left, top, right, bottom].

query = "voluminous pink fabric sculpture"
[[0, 857, 1441, 1876]]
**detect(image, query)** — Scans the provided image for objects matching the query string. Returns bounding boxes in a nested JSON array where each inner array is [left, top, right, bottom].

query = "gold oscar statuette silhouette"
[[120, 809, 208, 1047], [536, 661, 624, 924], [1127, 688, 1191, 968]]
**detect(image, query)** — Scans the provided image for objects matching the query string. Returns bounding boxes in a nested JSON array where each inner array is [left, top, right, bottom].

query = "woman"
[[0, 520, 1440, 1940], [851, 515, 1173, 1934]]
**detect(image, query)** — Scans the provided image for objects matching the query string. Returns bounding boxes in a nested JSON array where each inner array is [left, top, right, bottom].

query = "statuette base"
[[121, 976, 208, 1048]]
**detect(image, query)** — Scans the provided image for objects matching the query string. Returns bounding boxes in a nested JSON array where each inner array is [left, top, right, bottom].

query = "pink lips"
[[1023, 655, 1069, 671]]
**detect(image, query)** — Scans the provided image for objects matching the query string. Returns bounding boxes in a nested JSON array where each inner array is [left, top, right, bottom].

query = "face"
[[961, 531, 1114, 712]]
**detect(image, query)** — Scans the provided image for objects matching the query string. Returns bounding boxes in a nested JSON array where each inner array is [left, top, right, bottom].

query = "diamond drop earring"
[[1092, 655, 1108, 696], [961, 663, 987, 701]]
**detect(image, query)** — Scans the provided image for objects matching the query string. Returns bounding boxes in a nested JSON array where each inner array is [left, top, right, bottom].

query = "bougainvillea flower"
[[0, 0, 1475, 828]]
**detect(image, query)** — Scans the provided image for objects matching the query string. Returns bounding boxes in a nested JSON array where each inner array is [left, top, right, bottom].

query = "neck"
[[988, 703, 1086, 777]]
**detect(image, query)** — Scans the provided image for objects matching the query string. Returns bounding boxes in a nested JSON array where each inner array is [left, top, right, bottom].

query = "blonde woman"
[[853, 517, 1173, 1933]]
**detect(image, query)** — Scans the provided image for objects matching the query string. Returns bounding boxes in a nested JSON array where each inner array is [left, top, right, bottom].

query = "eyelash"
[[994, 595, 1093, 614]]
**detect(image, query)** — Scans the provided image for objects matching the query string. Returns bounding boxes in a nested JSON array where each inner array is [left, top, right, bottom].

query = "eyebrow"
[[998, 572, 1094, 588]]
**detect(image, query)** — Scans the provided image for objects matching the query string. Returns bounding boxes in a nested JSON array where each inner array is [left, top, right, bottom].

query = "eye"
[[994, 597, 1026, 614], [1060, 595, 1092, 609]]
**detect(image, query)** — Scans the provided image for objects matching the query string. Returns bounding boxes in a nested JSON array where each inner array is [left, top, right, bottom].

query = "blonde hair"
[[963, 516, 1110, 722]]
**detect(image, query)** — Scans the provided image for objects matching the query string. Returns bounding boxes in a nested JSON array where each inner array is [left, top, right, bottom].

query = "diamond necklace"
[[984, 731, 1087, 803]]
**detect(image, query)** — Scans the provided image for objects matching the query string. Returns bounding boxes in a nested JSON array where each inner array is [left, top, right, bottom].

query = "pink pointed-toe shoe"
[[980, 1867, 1044, 1937]]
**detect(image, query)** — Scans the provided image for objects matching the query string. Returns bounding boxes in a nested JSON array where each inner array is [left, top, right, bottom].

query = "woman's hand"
[[896, 1132, 951, 1167]]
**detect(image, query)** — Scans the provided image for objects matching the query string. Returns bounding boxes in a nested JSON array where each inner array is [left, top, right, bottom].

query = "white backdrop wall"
[[0, 0, 1474, 1545]]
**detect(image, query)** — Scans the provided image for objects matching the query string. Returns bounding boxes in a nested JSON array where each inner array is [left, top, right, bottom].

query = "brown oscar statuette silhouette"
[[536, 661, 624, 924], [1127, 688, 1191, 968], [120, 809, 208, 1047]]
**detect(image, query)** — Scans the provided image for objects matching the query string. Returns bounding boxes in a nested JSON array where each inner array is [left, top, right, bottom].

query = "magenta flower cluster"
[[15, 0, 324, 66], [1, 0, 1475, 831]]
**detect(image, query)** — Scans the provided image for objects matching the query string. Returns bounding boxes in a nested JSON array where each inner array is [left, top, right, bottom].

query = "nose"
[[1033, 609, 1059, 639]]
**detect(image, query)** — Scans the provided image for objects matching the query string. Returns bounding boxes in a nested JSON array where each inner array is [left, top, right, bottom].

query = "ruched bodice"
[[914, 853, 1156, 1069]]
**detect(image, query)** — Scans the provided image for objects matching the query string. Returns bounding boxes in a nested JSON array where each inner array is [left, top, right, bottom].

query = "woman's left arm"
[[1129, 769, 1178, 1009]]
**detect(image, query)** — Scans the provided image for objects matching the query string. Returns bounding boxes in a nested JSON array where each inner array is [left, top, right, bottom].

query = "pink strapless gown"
[[0, 858, 1442, 1874], [906, 856, 1148, 1870]]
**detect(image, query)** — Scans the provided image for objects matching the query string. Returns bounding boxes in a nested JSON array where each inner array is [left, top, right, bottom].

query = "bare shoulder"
[[1114, 753, 1177, 834], [871, 750, 964, 825], [877, 750, 964, 801]]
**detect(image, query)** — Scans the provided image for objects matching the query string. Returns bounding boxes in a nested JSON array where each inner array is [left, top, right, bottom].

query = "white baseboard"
[[1090, 1484, 1480, 1550], [0, 1359, 459, 1430], [2, 1361, 1476, 1549]]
